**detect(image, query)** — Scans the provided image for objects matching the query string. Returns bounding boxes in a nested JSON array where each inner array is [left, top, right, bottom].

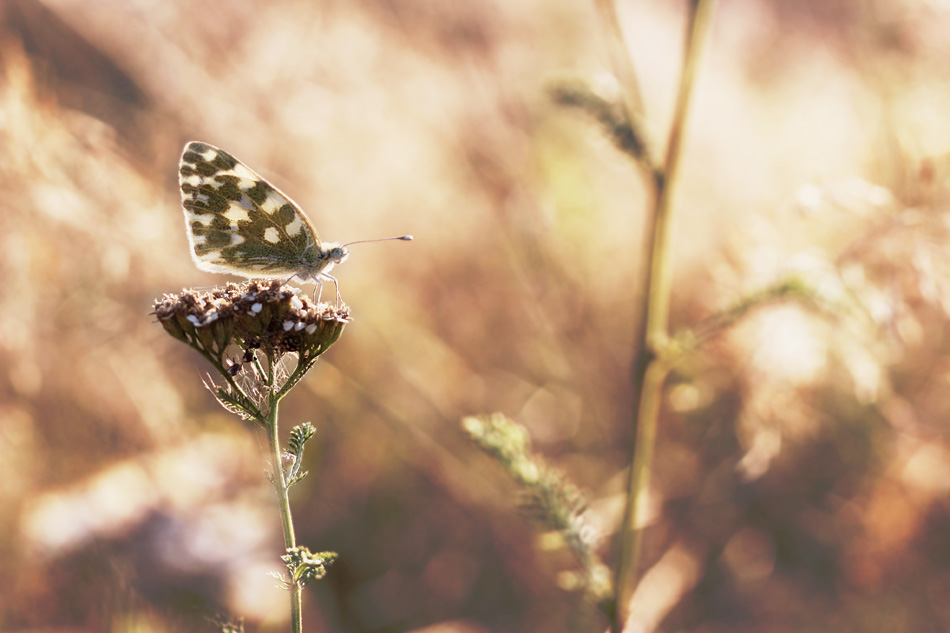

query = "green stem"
[[613, 1, 715, 630], [264, 358, 302, 633], [222, 368, 265, 421]]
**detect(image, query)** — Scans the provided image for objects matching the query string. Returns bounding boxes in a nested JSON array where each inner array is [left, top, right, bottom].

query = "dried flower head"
[[153, 281, 349, 421], [155, 281, 347, 362]]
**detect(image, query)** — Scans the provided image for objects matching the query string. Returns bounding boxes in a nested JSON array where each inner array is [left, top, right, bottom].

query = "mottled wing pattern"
[[179, 142, 322, 279]]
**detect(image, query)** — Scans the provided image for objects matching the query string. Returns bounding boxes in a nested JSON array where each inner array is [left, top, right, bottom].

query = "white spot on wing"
[[285, 214, 304, 236], [186, 213, 214, 226], [260, 190, 287, 215], [224, 203, 251, 223], [231, 163, 259, 181], [263, 227, 281, 243]]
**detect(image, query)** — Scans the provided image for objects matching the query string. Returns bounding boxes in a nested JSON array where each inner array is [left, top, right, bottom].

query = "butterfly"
[[178, 141, 411, 303]]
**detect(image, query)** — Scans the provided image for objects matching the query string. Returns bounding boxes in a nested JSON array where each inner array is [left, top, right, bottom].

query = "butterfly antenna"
[[342, 235, 413, 247]]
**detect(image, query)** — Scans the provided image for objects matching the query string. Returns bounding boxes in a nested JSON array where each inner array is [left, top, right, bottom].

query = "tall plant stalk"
[[610, 2, 716, 631], [154, 281, 343, 633]]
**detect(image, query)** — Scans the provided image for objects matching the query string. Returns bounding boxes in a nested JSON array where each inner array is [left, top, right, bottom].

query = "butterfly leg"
[[312, 278, 325, 304], [321, 273, 342, 306], [281, 272, 324, 304]]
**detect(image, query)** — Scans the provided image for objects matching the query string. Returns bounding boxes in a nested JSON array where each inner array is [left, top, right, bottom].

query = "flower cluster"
[[279, 546, 338, 588], [154, 281, 348, 370], [155, 281, 348, 622], [154, 281, 349, 421]]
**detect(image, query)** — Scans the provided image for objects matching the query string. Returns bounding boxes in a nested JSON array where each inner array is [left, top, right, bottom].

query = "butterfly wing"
[[179, 142, 323, 279]]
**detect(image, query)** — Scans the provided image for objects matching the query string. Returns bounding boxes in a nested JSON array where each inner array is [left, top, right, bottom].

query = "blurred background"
[[2, 0, 950, 631]]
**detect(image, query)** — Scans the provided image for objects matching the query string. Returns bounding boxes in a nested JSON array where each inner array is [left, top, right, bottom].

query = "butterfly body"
[[179, 141, 410, 303], [180, 142, 345, 298]]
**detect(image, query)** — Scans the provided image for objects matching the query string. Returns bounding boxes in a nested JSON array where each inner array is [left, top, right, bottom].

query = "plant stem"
[[592, 0, 646, 135], [265, 360, 302, 633], [613, 1, 715, 631]]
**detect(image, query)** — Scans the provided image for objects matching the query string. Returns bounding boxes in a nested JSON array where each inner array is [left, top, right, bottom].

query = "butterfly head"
[[323, 243, 350, 266]]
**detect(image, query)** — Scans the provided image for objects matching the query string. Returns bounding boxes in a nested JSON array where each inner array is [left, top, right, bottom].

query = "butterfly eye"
[[328, 247, 349, 265]]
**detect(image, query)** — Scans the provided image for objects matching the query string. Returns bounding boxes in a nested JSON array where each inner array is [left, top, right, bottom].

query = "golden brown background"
[[1, 0, 949, 631]]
